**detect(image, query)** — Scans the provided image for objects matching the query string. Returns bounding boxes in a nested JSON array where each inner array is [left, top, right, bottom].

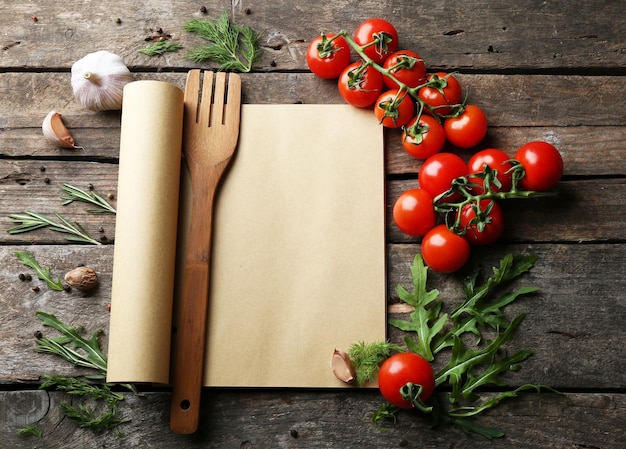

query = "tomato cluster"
[[307, 18, 565, 274], [396, 143, 563, 273], [306, 18, 487, 151]]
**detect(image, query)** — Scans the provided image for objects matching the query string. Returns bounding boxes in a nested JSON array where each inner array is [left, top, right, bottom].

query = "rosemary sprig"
[[138, 40, 184, 56], [58, 403, 129, 435], [8, 211, 101, 245], [184, 12, 261, 72], [15, 250, 64, 291], [60, 184, 116, 214], [41, 375, 124, 407]]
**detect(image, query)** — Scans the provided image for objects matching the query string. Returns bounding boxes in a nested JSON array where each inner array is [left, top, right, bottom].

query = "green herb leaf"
[[60, 184, 116, 214], [348, 341, 403, 387], [451, 254, 538, 323], [435, 313, 527, 403], [58, 402, 129, 435], [34, 311, 108, 375], [138, 40, 184, 56], [15, 251, 64, 291], [184, 12, 261, 72], [40, 375, 124, 406], [16, 424, 44, 439], [8, 211, 101, 244], [388, 254, 447, 361]]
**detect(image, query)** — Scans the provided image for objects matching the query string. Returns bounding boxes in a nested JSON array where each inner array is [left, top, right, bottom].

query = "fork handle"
[[170, 166, 222, 434]]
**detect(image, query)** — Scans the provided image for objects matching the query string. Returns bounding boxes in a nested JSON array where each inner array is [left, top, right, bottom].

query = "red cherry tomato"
[[338, 61, 384, 108], [444, 104, 488, 149], [421, 224, 471, 273], [514, 141, 564, 191], [378, 352, 435, 409], [459, 199, 505, 245], [417, 73, 463, 116], [401, 115, 446, 160], [382, 50, 426, 89], [467, 148, 514, 193], [393, 188, 436, 237], [374, 89, 414, 128], [306, 34, 351, 79], [353, 18, 399, 64], [418, 153, 468, 199]]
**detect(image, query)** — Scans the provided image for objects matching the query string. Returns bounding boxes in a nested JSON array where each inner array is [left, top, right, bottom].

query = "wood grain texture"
[[1, 244, 623, 390], [0, 391, 623, 449], [0, 0, 623, 71], [1, 0, 624, 446]]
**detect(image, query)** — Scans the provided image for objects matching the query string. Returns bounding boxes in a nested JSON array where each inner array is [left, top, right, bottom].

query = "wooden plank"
[[387, 178, 626, 243], [1, 243, 623, 389], [1, 0, 624, 71], [0, 390, 623, 448], [1, 160, 623, 244], [386, 125, 626, 176], [2, 72, 625, 128]]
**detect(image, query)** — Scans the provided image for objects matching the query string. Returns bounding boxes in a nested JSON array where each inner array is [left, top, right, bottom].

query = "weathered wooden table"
[[1, 1, 624, 447]]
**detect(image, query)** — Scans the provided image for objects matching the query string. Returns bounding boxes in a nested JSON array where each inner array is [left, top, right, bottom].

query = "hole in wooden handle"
[[180, 399, 191, 411]]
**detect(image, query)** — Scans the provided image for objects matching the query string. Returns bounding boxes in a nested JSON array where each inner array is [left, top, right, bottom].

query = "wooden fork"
[[170, 70, 241, 434]]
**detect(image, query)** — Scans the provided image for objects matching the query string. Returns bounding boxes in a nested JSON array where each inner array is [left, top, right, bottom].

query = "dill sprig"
[[60, 184, 116, 214], [16, 424, 43, 439], [138, 40, 184, 56], [184, 12, 261, 72], [348, 341, 403, 387]]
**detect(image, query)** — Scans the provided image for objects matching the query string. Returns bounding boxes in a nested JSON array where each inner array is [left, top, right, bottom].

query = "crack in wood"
[[2, 41, 21, 51]]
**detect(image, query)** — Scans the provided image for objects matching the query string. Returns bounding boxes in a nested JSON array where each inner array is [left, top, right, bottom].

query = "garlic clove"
[[42, 111, 82, 149], [331, 348, 355, 384], [71, 50, 132, 111], [64, 266, 99, 291]]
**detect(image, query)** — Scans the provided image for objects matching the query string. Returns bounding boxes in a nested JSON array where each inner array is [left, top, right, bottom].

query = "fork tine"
[[225, 73, 242, 127], [184, 70, 201, 126], [211, 72, 226, 127], [199, 71, 214, 127]]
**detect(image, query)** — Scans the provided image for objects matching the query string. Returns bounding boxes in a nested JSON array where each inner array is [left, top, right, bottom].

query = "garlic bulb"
[[42, 111, 82, 149], [71, 50, 132, 111]]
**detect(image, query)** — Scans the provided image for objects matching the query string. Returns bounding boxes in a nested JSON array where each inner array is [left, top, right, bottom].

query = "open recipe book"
[[106, 80, 386, 388]]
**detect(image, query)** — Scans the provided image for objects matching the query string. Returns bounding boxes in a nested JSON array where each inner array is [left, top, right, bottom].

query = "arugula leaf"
[[15, 251, 64, 291], [451, 254, 537, 323], [388, 255, 447, 361], [436, 313, 527, 402], [35, 311, 107, 375]]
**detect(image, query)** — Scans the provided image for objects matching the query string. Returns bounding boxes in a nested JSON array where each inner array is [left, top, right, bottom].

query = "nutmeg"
[[64, 266, 99, 291]]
